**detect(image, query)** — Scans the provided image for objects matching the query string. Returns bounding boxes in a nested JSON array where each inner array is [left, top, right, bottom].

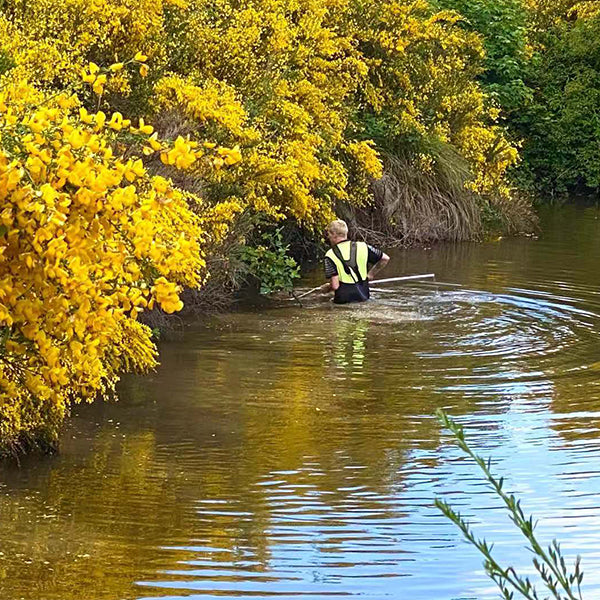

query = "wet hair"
[[327, 219, 348, 238]]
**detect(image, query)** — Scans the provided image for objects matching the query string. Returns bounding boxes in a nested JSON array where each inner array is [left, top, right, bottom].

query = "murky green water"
[[3, 206, 600, 600]]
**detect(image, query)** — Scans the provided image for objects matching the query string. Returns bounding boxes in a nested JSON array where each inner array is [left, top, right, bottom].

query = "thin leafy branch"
[[435, 409, 584, 600]]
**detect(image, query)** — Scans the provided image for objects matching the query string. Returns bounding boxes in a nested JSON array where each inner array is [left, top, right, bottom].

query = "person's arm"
[[322, 256, 339, 293], [367, 252, 390, 281], [319, 275, 339, 293]]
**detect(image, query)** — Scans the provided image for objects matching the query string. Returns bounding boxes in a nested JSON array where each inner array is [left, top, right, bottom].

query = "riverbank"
[[142, 190, 538, 333]]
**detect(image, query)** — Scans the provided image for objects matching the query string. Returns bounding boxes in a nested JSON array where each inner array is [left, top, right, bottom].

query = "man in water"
[[320, 219, 390, 304]]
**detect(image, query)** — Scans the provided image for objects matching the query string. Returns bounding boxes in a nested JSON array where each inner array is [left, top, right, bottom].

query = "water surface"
[[2, 206, 600, 599]]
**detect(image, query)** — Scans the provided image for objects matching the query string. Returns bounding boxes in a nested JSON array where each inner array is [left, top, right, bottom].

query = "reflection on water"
[[2, 206, 600, 599]]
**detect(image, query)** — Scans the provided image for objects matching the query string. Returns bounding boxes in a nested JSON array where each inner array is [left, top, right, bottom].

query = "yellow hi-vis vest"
[[325, 240, 369, 284]]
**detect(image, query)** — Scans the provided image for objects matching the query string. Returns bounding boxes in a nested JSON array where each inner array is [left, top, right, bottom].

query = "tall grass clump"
[[349, 144, 482, 246]]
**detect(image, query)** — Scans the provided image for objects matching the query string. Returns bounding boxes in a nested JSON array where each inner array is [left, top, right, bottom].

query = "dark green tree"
[[433, 0, 532, 115], [515, 11, 600, 195]]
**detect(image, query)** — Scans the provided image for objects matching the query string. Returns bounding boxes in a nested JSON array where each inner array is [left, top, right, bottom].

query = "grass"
[[348, 144, 482, 246], [344, 141, 536, 246]]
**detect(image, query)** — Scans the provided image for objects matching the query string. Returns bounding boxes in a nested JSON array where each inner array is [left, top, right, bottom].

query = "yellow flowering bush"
[[152, 0, 518, 224], [154, 0, 377, 227], [0, 0, 529, 453], [0, 0, 162, 94], [0, 79, 221, 451], [1, 0, 519, 227], [342, 0, 518, 197]]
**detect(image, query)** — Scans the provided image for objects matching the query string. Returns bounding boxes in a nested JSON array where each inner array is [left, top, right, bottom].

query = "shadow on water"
[[2, 206, 600, 598]]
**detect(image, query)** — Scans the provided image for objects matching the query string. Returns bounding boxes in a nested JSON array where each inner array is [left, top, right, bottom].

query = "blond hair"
[[327, 219, 348, 238]]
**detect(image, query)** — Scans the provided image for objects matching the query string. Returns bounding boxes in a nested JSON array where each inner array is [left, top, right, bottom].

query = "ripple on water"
[[137, 475, 417, 599]]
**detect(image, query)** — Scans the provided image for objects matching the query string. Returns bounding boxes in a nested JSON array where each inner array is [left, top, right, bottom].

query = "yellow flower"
[[148, 133, 162, 151], [107, 112, 124, 130], [217, 145, 242, 165], [131, 118, 153, 136], [94, 111, 106, 131], [152, 176, 170, 193], [139, 64, 149, 78], [66, 129, 87, 149], [81, 71, 95, 84], [79, 107, 94, 125], [134, 51, 148, 62], [123, 159, 146, 182], [92, 74, 107, 95], [151, 277, 184, 313]]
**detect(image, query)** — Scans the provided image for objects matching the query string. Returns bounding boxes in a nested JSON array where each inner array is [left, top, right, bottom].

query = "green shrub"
[[433, 0, 532, 115], [240, 227, 300, 295]]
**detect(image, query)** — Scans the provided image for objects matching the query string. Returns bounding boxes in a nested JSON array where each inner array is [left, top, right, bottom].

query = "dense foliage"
[[435, 0, 600, 197], [1, 0, 597, 455], [432, 0, 531, 115], [514, 2, 600, 195], [0, 74, 243, 451], [239, 228, 300, 295]]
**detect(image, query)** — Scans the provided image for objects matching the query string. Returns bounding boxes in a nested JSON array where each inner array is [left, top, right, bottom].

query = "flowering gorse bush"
[[0, 0, 525, 452], [2, 0, 519, 223], [0, 71, 243, 451]]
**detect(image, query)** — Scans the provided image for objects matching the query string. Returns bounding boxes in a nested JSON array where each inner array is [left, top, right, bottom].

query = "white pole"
[[294, 273, 435, 300], [296, 285, 323, 299], [370, 274, 435, 284]]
